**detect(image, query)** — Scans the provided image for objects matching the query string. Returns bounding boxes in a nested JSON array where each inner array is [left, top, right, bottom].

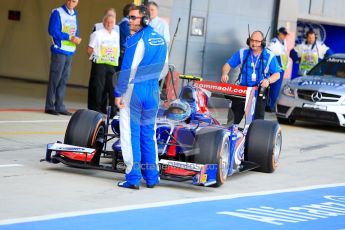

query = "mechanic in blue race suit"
[[221, 31, 281, 124], [45, 0, 81, 116], [114, 5, 168, 189], [266, 27, 289, 112]]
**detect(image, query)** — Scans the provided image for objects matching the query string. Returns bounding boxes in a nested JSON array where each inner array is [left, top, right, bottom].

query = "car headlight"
[[283, 84, 294, 97]]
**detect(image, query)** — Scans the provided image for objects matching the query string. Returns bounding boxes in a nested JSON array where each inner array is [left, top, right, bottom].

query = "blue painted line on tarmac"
[[1, 185, 344, 230]]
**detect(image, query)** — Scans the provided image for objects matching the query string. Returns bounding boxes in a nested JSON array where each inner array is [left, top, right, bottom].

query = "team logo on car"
[[311, 91, 322, 102]]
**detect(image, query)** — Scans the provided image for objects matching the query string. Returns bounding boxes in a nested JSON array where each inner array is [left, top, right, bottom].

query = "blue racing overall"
[[114, 25, 167, 186]]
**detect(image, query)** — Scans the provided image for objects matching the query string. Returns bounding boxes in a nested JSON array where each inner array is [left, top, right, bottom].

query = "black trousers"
[[88, 62, 116, 114], [230, 93, 266, 124]]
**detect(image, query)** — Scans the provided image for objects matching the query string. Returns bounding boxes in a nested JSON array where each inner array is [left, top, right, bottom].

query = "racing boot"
[[146, 183, 157, 188], [117, 181, 139, 190]]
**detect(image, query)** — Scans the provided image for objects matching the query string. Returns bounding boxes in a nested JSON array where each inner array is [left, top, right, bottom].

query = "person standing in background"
[[45, 0, 81, 116], [91, 8, 119, 117], [266, 27, 289, 112], [147, 1, 170, 44], [290, 29, 333, 76], [118, 3, 135, 71], [92, 8, 117, 32], [87, 14, 119, 116]]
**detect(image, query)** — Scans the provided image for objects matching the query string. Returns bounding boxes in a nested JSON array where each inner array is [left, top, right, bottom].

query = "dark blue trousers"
[[268, 71, 284, 110], [45, 53, 72, 112]]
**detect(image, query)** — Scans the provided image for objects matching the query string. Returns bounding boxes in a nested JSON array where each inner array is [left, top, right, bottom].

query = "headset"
[[246, 25, 270, 48], [139, 5, 150, 27]]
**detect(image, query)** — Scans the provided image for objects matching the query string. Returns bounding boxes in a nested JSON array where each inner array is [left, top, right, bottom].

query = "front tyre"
[[64, 110, 105, 165], [193, 128, 230, 187]]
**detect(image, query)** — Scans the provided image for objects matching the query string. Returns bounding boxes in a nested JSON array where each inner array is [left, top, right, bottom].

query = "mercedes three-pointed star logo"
[[311, 91, 322, 102]]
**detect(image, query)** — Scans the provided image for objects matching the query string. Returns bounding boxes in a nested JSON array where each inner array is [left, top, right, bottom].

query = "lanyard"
[[250, 53, 261, 73]]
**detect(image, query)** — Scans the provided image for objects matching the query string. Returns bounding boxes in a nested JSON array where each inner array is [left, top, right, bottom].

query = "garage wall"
[[0, 0, 131, 86], [1, 0, 343, 86], [155, 0, 276, 81], [297, 0, 345, 25]]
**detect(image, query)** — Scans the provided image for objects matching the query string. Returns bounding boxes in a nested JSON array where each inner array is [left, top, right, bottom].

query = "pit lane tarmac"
[[0, 78, 344, 228]]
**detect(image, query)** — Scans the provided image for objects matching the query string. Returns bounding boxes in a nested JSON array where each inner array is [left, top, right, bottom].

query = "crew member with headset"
[[290, 29, 333, 76], [114, 5, 168, 189], [267, 27, 289, 112], [221, 30, 281, 124]]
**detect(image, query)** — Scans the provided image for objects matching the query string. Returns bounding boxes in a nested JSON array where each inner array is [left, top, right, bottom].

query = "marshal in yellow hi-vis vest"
[[89, 27, 120, 67], [96, 42, 119, 66], [300, 51, 318, 71], [56, 7, 77, 53]]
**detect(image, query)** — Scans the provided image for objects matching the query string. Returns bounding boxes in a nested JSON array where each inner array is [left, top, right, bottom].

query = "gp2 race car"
[[42, 75, 282, 187]]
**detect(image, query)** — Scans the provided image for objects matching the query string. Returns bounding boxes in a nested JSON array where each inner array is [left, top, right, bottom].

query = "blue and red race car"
[[43, 75, 282, 187]]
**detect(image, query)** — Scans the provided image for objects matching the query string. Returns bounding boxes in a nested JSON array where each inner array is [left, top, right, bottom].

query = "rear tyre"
[[64, 109, 105, 164], [245, 120, 282, 173], [277, 116, 295, 125], [193, 127, 230, 187]]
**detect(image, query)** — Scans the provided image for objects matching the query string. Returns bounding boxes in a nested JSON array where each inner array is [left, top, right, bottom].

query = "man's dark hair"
[[123, 3, 135, 17], [306, 29, 316, 37], [130, 5, 150, 17], [128, 5, 150, 26], [147, 1, 159, 8]]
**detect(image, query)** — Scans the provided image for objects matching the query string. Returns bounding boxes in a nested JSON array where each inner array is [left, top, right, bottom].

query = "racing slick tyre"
[[64, 109, 105, 164], [277, 116, 295, 125], [245, 120, 282, 173], [193, 127, 230, 187]]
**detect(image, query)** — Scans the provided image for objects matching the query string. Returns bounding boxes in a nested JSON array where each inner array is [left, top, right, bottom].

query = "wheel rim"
[[220, 138, 230, 180], [272, 130, 282, 169]]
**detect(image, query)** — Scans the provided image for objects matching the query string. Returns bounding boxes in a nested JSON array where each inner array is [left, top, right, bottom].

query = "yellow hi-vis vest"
[[56, 7, 77, 53], [89, 28, 120, 66]]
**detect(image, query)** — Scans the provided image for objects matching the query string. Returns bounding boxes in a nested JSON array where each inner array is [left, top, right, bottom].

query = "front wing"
[[43, 143, 219, 187]]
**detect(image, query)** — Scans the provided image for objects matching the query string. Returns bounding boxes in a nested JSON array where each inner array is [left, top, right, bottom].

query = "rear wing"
[[194, 80, 258, 129], [193, 80, 248, 98]]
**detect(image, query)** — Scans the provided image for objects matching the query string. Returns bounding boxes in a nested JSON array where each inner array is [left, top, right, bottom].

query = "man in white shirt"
[[90, 8, 120, 117], [147, 1, 170, 44], [87, 14, 120, 115], [92, 8, 118, 32]]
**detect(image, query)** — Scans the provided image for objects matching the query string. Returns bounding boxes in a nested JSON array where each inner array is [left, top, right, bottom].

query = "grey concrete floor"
[[0, 78, 344, 221], [0, 78, 87, 110]]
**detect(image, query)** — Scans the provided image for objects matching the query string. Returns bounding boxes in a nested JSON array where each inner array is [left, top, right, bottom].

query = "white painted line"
[[0, 120, 69, 124], [0, 164, 23, 168], [0, 182, 344, 226]]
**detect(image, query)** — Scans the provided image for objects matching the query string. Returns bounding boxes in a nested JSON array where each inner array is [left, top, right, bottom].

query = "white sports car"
[[276, 54, 345, 127]]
